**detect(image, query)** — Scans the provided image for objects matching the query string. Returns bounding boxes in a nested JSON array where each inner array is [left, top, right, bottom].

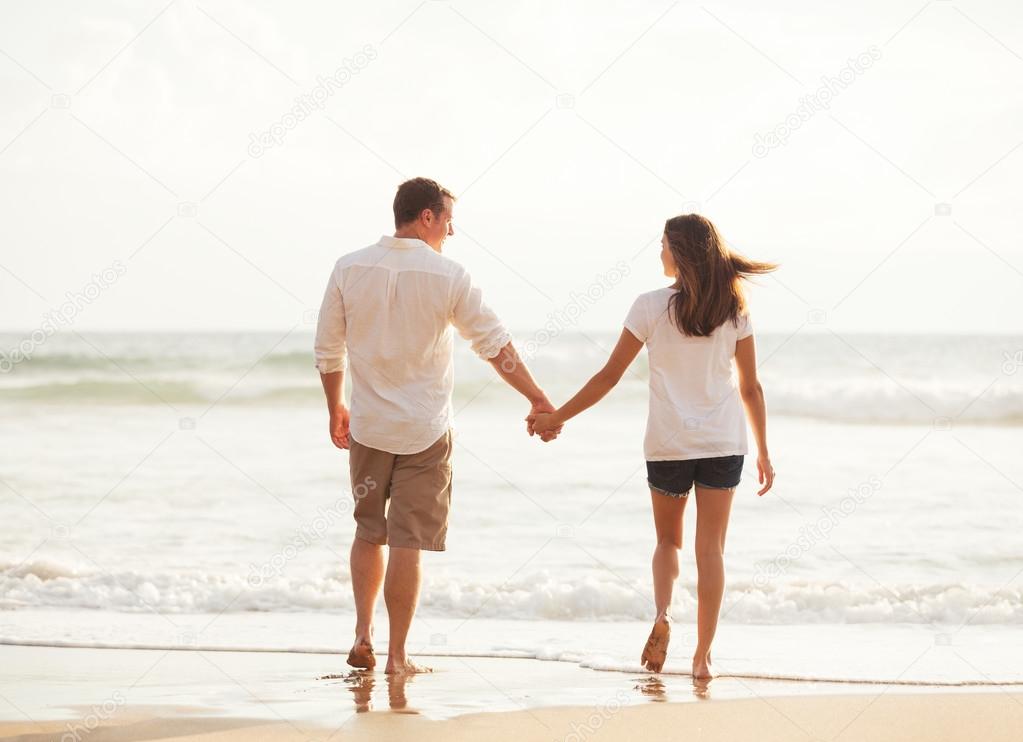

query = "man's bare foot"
[[347, 639, 376, 670], [640, 616, 671, 673], [385, 658, 433, 675], [692, 652, 715, 679]]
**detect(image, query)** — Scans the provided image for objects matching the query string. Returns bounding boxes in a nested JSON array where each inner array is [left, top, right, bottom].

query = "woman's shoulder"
[[633, 286, 675, 306], [732, 309, 753, 338]]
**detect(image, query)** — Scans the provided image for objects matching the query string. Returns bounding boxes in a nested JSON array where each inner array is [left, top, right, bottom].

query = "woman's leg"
[[642, 489, 688, 672], [692, 484, 735, 678], [650, 489, 687, 620]]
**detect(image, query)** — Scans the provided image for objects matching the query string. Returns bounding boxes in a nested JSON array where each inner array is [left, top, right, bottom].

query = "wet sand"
[[2, 645, 1022, 741]]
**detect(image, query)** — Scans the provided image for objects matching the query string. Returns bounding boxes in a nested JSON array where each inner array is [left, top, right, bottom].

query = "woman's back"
[[624, 287, 752, 461], [524, 211, 775, 677]]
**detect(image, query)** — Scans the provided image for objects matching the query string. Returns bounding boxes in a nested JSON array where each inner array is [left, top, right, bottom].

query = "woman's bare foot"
[[692, 651, 715, 679], [640, 616, 671, 672], [385, 657, 433, 675], [347, 639, 376, 670]]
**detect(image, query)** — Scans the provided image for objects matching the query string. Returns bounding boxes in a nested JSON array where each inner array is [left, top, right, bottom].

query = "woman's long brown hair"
[[664, 214, 777, 337]]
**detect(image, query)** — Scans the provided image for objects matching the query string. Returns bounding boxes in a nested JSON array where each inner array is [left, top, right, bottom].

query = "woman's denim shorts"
[[647, 455, 744, 498]]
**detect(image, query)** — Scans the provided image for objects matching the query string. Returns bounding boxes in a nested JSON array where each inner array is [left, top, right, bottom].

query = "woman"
[[529, 214, 776, 678]]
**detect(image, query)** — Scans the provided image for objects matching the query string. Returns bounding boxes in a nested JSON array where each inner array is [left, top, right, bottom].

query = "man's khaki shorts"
[[349, 430, 453, 551]]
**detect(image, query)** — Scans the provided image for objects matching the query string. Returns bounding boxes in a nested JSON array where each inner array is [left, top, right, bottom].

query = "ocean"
[[2, 330, 1022, 684]]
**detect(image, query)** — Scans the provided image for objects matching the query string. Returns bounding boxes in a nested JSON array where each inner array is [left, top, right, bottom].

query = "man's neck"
[[393, 228, 440, 253]]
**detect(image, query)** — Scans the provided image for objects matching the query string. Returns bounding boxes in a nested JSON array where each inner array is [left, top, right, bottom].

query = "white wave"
[[3, 373, 1021, 425], [765, 378, 1023, 425], [3, 560, 1021, 625]]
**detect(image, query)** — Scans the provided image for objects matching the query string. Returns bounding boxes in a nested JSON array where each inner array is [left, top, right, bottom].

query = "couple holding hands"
[[315, 177, 776, 677]]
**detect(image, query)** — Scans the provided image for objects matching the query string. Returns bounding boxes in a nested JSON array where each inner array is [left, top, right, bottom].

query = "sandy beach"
[[2, 644, 1022, 742]]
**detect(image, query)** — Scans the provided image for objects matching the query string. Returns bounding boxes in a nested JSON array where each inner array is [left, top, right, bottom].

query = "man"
[[315, 177, 558, 675]]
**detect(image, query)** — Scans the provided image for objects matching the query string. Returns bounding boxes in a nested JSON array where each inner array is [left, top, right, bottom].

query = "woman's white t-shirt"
[[623, 287, 753, 461]]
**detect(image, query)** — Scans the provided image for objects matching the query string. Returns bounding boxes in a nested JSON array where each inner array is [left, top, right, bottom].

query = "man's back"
[[316, 177, 557, 675], [315, 235, 509, 455]]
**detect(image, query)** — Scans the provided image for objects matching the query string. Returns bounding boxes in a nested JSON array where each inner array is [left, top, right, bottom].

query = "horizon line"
[[0, 328, 1020, 338]]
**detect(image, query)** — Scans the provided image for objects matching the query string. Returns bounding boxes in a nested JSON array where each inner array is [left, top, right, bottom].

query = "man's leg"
[[348, 438, 394, 668], [383, 546, 426, 673], [351, 536, 385, 647], [381, 430, 452, 675]]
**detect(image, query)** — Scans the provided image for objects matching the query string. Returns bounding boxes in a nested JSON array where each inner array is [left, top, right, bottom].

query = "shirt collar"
[[380, 235, 430, 250]]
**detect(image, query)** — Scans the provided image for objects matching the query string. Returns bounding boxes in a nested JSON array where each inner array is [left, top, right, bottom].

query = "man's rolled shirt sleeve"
[[314, 264, 348, 373], [450, 267, 512, 360]]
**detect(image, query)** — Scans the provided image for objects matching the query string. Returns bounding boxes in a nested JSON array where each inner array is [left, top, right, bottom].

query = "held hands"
[[329, 404, 351, 449], [330, 399, 562, 449], [528, 412, 560, 439], [526, 398, 563, 443]]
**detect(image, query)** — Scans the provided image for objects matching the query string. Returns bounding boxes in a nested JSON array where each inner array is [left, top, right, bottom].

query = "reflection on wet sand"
[[635, 676, 667, 701], [326, 663, 722, 718], [344, 670, 374, 712], [633, 674, 715, 702], [337, 670, 420, 714], [387, 672, 419, 713], [691, 675, 712, 699]]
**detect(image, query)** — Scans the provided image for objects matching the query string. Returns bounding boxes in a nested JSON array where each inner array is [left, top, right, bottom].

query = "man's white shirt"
[[315, 235, 511, 455]]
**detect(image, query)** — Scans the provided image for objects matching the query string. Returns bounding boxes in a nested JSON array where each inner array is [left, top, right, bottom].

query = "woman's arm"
[[529, 329, 644, 433], [735, 335, 774, 495]]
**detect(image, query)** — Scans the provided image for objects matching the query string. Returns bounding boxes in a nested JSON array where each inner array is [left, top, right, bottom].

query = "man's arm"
[[314, 265, 350, 449], [487, 343, 561, 441], [450, 268, 559, 441], [319, 371, 350, 449]]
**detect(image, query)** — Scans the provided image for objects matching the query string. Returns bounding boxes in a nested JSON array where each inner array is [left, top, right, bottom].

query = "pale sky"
[[1, 0, 1022, 335]]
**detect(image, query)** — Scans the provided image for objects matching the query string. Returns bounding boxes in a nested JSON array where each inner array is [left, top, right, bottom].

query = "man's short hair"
[[393, 178, 455, 228]]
